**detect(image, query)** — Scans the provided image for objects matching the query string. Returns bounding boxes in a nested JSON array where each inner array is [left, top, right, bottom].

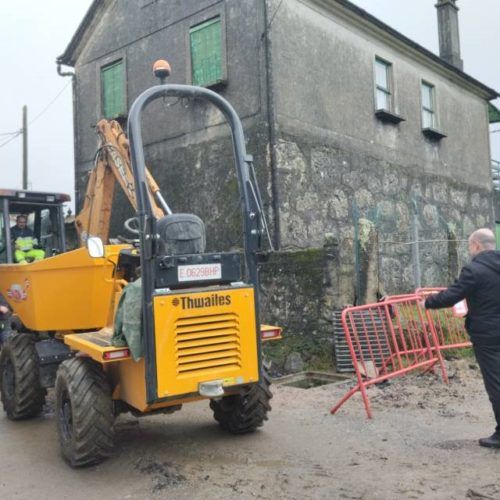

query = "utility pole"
[[22, 105, 28, 190]]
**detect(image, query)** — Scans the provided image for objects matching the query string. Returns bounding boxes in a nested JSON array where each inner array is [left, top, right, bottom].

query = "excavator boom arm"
[[75, 119, 165, 244]]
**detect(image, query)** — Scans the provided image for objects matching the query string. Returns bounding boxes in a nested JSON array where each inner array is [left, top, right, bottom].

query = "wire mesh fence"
[[352, 194, 472, 297]]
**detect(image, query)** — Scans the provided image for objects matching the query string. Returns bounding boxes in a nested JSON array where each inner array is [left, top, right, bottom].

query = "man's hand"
[[417, 294, 427, 309], [0, 305, 9, 315]]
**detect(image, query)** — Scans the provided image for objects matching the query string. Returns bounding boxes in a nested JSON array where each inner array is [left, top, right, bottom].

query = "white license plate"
[[178, 263, 222, 282]]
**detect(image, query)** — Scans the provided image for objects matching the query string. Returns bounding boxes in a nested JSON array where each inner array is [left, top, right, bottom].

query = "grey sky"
[[0, 0, 498, 208]]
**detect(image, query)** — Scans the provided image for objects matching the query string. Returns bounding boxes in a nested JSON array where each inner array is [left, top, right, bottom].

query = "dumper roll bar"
[[127, 84, 267, 403]]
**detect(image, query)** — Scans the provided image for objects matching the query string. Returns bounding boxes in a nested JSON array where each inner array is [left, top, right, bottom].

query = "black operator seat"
[[156, 214, 206, 256]]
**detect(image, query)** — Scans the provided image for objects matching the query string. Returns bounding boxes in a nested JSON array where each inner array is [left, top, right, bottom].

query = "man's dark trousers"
[[473, 343, 500, 433]]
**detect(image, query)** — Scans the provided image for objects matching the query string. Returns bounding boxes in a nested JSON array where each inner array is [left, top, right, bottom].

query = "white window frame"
[[421, 81, 437, 129], [374, 57, 393, 112]]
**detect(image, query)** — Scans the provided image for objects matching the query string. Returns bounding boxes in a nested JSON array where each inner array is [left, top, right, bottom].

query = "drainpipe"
[[57, 61, 79, 210], [262, 0, 281, 250]]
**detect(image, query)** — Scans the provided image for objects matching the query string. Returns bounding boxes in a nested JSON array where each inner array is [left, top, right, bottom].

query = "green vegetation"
[[263, 335, 334, 373]]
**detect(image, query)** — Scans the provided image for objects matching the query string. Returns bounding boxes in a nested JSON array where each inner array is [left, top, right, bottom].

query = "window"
[[101, 60, 126, 119], [421, 81, 436, 129], [375, 58, 392, 111], [39, 208, 61, 255], [190, 17, 223, 87]]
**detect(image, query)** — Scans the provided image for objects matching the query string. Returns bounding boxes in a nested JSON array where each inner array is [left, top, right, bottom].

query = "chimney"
[[436, 0, 463, 70]]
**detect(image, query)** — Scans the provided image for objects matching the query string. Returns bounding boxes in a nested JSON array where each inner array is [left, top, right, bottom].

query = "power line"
[[0, 80, 72, 151], [0, 132, 22, 149], [29, 80, 72, 126], [491, 129, 500, 134]]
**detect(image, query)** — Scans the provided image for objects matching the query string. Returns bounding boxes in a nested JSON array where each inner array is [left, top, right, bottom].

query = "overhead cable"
[[29, 80, 72, 126], [0, 132, 22, 149]]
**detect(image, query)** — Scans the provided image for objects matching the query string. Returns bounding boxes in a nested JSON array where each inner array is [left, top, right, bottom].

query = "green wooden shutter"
[[101, 60, 125, 118], [496, 223, 500, 250], [190, 17, 223, 87]]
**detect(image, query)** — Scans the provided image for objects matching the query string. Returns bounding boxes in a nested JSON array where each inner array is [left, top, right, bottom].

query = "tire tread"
[[0, 334, 45, 420], [210, 370, 272, 434], [55, 357, 114, 467]]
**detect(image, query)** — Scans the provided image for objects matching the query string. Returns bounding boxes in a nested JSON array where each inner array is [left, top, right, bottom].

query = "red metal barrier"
[[331, 295, 447, 419]]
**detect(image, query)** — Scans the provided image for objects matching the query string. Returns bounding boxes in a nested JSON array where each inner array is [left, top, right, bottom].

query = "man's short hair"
[[16, 215, 27, 222], [470, 228, 496, 250]]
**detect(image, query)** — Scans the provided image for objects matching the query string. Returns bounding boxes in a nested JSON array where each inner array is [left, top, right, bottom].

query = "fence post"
[[447, 223, 459, 282], [410, 199, 422, 289], [353, 200, 361, 303], [357, 218, 379, 304]]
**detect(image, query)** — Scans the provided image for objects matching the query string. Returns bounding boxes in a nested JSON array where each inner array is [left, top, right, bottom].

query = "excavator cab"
[[0, 189, 68, 264]]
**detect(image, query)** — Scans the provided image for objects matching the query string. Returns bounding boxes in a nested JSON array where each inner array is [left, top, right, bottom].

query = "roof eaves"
[[315, 0, 499, 101], [57, 0, 106, 67]]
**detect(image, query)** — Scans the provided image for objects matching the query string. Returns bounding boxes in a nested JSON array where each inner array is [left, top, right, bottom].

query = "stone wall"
[[276, 134, 493, 296], [259, 243, 340, 373]]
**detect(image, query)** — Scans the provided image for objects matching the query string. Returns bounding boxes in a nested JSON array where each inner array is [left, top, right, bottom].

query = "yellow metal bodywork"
[[153, 287, 259, 400], [106, 358, 205, 413], [0, 245, 128, 331], [64, 286, 260, 413], [0, 240, 265, 414], [62, 287, 265, 413], [64, 329, 131, 364]]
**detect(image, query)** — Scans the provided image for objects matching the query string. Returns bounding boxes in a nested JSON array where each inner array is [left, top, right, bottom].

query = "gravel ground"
[[1, 359, 499, 500]]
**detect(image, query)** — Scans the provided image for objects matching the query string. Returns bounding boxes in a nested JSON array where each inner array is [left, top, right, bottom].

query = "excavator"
[[0, 60, 281, 467]]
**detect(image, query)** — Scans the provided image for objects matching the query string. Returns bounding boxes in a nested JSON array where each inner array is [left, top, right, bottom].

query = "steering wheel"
[[124, 217, 140, 235], [116, 234, 138, 245]]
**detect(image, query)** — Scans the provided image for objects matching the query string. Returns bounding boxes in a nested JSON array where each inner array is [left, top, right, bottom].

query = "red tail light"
[[260, 325, 282, 341], [103, 349, 130, 360]]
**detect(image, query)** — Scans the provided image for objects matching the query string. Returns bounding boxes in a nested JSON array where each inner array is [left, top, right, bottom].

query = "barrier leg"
[[359, 380, 373, 419], [425, 309, 449, 384], [330, 381, 373, 419], [330, 384, 360, 415]]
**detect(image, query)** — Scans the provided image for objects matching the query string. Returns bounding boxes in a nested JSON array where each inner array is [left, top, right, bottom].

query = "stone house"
[[58, 0, 498, 368]]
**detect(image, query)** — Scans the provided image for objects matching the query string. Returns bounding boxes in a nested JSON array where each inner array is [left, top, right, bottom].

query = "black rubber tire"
[[0, 334, 45, 420], [55, 357, 115, 467], [210, 370, 272, 434]]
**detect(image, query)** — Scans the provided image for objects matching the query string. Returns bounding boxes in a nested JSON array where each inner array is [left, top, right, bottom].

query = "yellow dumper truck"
[[0, 67, 280, 467]]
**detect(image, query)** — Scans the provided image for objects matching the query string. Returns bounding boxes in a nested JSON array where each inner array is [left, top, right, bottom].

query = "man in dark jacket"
[[425, 228, 500, 448]]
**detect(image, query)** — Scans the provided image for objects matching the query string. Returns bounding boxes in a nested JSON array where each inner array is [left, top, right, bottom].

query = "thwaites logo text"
[[179, 294, 232, 310]]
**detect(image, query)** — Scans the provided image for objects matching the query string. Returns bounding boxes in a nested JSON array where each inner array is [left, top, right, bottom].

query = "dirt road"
[[1, 360, 499, 500]]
